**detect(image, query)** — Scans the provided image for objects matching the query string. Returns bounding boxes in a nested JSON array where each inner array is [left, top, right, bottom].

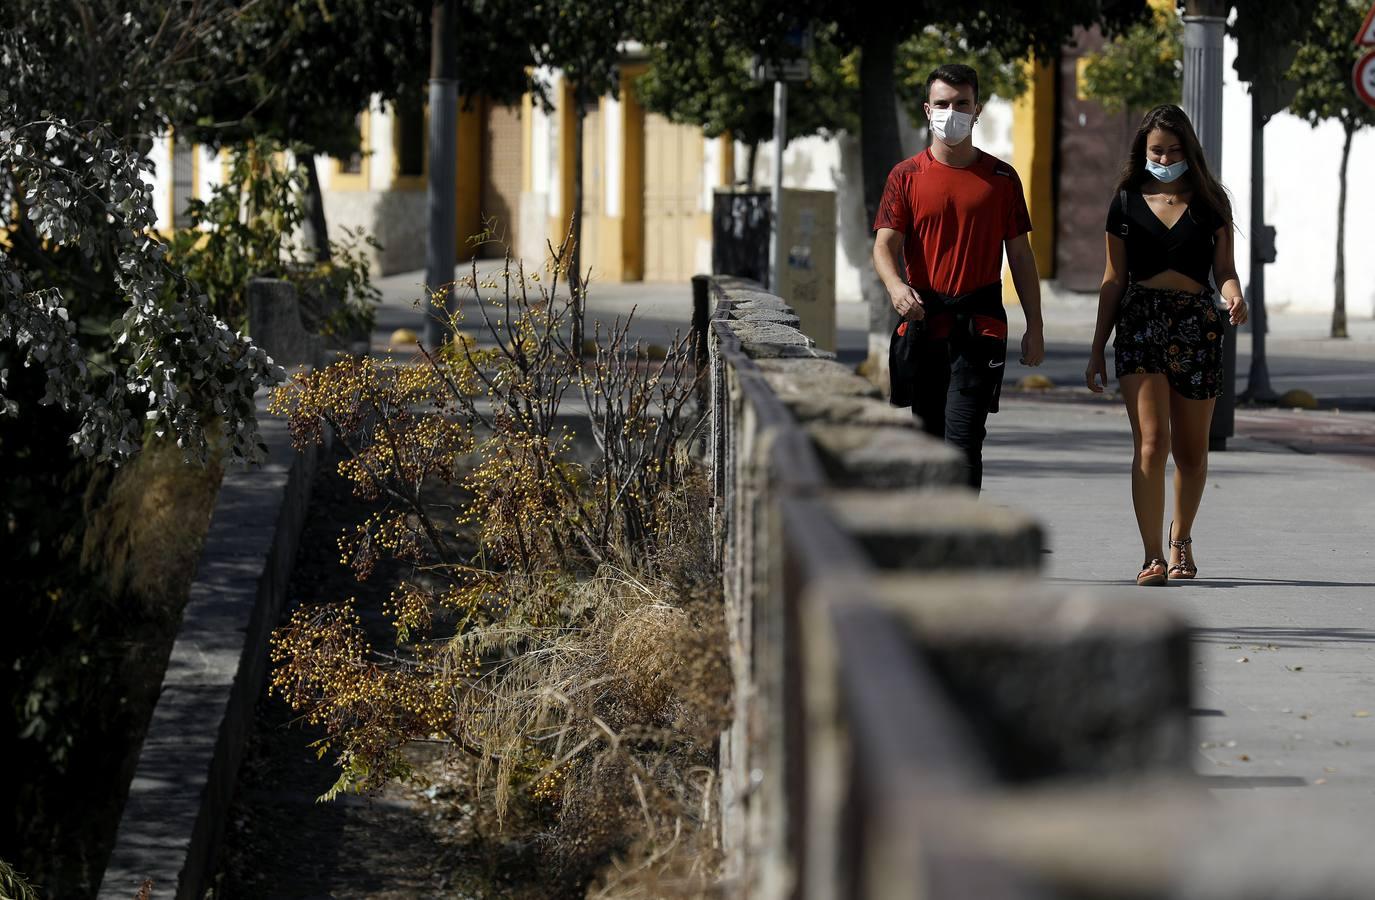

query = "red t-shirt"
[[873, 149, 1032, 297]]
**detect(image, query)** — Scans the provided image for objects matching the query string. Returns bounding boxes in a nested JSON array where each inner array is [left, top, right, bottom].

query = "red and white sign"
[[1358, 2, 1375, 46], [1356, 50, 1375, 108]]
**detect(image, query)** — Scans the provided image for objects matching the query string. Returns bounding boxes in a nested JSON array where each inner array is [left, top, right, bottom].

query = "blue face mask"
[[1146, 158, 1189, 183]]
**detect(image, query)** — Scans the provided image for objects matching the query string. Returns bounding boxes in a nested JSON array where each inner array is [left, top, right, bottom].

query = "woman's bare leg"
[[1169, 392, 1218, 569], [1120, 373, 1172, 567]]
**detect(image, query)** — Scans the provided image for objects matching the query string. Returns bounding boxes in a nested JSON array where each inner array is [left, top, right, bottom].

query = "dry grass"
[[79, 435, 224, 614]]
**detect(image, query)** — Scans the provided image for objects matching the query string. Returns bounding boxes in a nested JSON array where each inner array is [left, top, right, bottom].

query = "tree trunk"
[[301, 153, 332, 264], [746, 140, 759, 187], [858, 26, 903, 375], [570, 97, 586, 354], [1332, 124, 1351, 339]]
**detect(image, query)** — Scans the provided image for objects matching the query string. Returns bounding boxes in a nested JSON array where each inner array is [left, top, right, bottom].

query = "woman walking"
[[1085, 104, 1248, 586]]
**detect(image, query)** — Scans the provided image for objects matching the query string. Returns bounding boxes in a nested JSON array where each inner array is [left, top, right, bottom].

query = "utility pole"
[[1240, 95, 1278, 403], [769, 79, 787, 291], [1182, 0, 1233, 449], [423, 0, 458, 349]]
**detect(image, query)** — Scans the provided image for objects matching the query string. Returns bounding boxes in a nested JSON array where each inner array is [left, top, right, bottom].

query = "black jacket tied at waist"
[[889, 281, 1008, 411]]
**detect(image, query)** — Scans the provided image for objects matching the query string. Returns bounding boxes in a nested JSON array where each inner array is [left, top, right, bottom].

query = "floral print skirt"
[[1114, 283, 1226, 400]]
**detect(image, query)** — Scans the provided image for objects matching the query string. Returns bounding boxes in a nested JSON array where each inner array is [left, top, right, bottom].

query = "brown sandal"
[[1168, 523, 1197, 579], [1137, 558, 1168, 587]]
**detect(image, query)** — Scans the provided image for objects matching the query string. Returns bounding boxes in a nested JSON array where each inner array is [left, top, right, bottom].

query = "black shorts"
[[1114, 283, 1226, 400]]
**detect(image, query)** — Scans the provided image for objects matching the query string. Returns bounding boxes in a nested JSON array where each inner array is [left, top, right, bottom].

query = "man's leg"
[[943, 379, 997, 491], [910, 339, 951, 439]]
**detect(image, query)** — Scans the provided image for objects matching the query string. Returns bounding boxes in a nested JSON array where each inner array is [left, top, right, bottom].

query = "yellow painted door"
[[578, 103, 603, 281], [643, 113, 702, 282]]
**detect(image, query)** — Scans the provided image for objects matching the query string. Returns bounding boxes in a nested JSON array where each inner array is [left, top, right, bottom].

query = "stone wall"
[[706, 277, 1375, 899]]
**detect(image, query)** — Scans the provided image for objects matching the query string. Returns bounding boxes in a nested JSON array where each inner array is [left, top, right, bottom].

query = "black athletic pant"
[[910, 339, 999, 492]]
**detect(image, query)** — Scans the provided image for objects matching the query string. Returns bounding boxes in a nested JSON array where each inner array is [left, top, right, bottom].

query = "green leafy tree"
[[1286, 0, 1375, 338], [1, 4, 283, 889], [184, 0, 535, 262], [896, 24, 1033, 123], [636, 14, 860, 181], [1081, 4, 1183, 113]]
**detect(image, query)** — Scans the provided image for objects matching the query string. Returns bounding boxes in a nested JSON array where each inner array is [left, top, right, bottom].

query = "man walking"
[[873, 63, 1045, 491]]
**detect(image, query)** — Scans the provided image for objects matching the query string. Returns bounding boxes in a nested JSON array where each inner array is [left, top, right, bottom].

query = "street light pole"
[[423, 0, 458, 349], [1241, 94, 1278, 402], [769, 79, 787, 292], [1182, 4, 1232, 450]]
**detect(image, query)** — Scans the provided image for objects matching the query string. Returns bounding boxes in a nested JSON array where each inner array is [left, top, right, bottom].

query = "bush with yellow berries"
[[267, 240, 729, 892]]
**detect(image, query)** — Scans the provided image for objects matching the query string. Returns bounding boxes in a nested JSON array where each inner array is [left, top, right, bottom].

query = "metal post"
[[1242, 95, 1278, 402], [1182, 11, 1233, 449], [769, 80, 787, 292], [423, 0, 458, 349]]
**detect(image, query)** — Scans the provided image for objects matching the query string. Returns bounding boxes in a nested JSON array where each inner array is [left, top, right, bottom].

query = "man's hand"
[[1019, 328, 1045, 366], [888, 282, 925, 320]]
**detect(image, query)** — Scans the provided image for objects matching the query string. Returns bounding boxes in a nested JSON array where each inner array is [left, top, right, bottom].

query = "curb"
[[96, 327, 330, 900]]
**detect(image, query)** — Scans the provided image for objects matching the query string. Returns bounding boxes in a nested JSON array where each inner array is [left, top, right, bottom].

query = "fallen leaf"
[[1286, 665, 1304, 672], [1354, 711, 1370, 718], [1238, 754, 1251, 762], [1237, 657, 1250, 663], [1324, 766, 1337, 773]]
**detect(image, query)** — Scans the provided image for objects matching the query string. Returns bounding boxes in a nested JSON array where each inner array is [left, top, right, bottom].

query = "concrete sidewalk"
[[983, 396, 1375, 818]]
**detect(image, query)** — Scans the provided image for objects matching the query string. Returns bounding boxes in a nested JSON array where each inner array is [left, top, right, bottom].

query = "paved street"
[[983, 396, 1375, 818]]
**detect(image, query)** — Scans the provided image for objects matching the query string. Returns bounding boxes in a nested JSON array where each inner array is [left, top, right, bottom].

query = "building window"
[[395, 93, 426, 180], [333, 111, 371, 191]]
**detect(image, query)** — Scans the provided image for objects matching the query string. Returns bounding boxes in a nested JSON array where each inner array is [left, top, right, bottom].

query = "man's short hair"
[[926, 64, 980, 103]]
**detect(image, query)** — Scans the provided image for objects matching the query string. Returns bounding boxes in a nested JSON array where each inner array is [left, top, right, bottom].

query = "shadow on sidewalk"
[[1191, 625, 1375, 647]]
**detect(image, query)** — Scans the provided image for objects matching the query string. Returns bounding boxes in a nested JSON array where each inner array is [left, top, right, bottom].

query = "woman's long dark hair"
[[1113, 104, 1233, 227]]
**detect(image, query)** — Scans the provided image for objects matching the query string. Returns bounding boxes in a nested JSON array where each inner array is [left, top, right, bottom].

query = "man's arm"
[[1004, 233, 1044, 366], [873, 227, 924, 320]]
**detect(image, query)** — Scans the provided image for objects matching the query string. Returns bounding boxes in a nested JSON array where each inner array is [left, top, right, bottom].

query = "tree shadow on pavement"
[[1191, 625, 1375, 648]]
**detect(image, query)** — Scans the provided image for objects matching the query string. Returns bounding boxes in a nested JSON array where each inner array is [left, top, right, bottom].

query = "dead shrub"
[[268, 237, 728, 892]]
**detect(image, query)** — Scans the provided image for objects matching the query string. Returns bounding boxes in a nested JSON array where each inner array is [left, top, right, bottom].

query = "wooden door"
[[642, 113, 703, 282]]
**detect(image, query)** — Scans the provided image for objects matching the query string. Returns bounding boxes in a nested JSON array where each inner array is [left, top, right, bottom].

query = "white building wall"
[[147, 134, 172, 232], [1220, 35, 1375, 317]]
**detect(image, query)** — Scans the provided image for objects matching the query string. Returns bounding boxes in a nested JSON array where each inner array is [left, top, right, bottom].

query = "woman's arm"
[[1213, 225, 1248, 325], [1086, 233, 1128, 392]]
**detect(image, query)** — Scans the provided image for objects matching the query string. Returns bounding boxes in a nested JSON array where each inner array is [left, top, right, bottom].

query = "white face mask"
[[929, 108, 974, 146], [1145, 158, 1189, 183]]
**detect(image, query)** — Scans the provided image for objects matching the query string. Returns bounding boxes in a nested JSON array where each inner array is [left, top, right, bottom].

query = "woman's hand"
[[1224, 293, 1248, 326], [1085, 349, 1109, 393]]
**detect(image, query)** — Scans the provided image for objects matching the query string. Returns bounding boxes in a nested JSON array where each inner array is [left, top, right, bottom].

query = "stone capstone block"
[[806, 425, 964, 489], [730, 308, 802, 329], [247, 278, 322, 368], [824, 488, 1043, 570], [870, 575, 1193, 779], [755, 358, 880, 400], [782, 395, 912, 428], [950, 782, 1375, 900]]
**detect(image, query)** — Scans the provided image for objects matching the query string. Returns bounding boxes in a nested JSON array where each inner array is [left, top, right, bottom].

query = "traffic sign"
[[1356, 50, 1375, 108], [1357, 2, 1375, 46]]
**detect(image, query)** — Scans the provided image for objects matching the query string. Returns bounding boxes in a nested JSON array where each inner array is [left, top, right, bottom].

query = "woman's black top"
[[1105, 188, 1225, 288]]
